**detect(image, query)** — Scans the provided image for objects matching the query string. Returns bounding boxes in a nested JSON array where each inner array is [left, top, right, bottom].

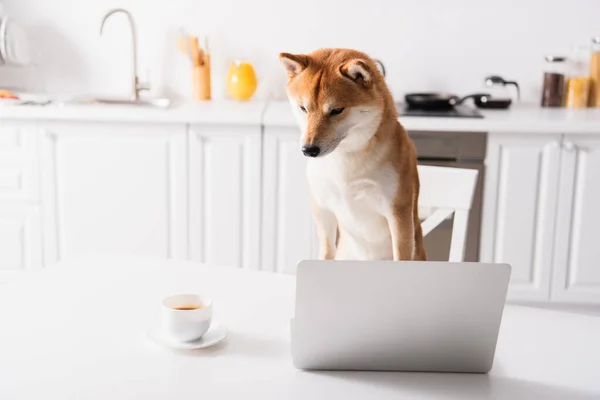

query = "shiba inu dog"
[[280, 48, 426, 261]]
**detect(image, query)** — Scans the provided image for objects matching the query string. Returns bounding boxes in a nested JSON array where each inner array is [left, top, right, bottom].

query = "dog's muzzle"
[[302, 145, 320, 157]]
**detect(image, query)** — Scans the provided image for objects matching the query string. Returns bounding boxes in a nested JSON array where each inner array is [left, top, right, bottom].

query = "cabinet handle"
[[564, 141, 576, 151]]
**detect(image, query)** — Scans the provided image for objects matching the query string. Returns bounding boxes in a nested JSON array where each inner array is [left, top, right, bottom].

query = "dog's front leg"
[[387, 205, 415, 261], [311, 201, 337, 260]]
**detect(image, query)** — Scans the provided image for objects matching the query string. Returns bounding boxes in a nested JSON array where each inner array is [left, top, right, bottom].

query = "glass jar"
[[589, 37, 600, 107], [541, 56, 567, 107], [565, 46, 591, 109]]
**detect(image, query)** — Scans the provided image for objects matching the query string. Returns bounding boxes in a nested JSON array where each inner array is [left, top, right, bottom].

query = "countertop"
[[264, 101, 600, 134], [0, 99, 267, 125], [2, 98, 600, 134]]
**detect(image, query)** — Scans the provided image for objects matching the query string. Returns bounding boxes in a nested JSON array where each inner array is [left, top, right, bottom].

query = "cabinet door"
[[261, 127, 318, 274], [480, 134, 561, 301], [188, 125, 261, 270], [0, 122, 39, 202], [40, 123, 187, 264], [0, 206, 42, 279], [552, 136, 600, 303]]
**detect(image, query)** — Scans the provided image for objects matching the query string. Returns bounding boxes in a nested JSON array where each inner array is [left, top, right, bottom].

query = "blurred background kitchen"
[[0, 0, 599, 103], [2, 0, 600, 313]]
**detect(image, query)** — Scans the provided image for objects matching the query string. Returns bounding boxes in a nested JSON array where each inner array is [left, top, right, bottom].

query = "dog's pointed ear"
[[340, 59, 373, 87], [279, 53, 309, 78]]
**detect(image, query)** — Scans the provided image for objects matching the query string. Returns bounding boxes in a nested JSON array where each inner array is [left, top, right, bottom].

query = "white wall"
[[1, 0, 599, 103]]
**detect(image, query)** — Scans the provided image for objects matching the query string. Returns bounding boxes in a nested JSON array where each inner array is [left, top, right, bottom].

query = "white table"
[[1, 255, 599, 400]]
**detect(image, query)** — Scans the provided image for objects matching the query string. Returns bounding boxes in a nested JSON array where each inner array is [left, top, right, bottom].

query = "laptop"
[[291, 260, 511, 373]]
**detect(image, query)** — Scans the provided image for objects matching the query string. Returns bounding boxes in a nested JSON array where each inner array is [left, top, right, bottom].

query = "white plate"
[[148, 323, 227, 350]]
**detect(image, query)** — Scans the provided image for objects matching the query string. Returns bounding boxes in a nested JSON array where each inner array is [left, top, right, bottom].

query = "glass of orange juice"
[[227, 60, 257, 101]]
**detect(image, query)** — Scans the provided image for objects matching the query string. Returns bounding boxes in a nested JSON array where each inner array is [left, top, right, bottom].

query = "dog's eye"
[[329, 107, 345, 116], [299, 105, 307, 113]]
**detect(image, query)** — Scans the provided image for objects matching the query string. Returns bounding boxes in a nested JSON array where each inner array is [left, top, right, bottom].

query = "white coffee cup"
[[161, 294, 213, 342]]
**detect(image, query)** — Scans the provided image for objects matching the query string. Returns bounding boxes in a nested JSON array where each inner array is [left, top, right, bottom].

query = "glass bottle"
[[589, 37, 600, 107], [541, 56, 567, 107], [565, 46, 590, 108]]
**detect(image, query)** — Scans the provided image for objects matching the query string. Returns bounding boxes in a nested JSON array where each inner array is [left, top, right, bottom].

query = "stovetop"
[[396, 104, 484, 119]]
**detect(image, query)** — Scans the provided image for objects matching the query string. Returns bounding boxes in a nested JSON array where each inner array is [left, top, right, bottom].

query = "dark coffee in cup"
[[172, 304, 203, 311]]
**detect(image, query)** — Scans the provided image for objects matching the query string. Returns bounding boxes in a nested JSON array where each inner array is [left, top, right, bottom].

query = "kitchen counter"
[[264, 101, 600, 134], [0, 99, 267, 125], [3, 99, 600, 134]]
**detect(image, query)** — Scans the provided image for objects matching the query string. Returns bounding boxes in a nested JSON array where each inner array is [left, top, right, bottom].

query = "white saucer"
[[148, 323, 228, 350]]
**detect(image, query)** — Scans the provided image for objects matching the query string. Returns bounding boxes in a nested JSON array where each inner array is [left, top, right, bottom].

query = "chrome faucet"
[[100, 8, 149, 101]]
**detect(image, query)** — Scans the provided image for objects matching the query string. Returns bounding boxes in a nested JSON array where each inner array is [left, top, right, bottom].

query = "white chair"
[[417, 165, 479, 262]]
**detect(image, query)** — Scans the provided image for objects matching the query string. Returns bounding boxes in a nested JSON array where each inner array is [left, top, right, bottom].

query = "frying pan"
[[405, 93, 496, 110], [473, 94, 512, 109]]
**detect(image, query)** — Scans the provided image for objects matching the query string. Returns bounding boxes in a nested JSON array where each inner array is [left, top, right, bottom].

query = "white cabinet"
[[482, 133, 600, 304], [481, 134, 562, 301], [261, 127, 317, 274], [40, 122, 188, 264], [552, 136, 600, 303], [0, 108, 597, 302], [188, 125, 261, 270], [0, 206, 42, 276], [0, 123, 42, 281], [0, 123, 39, 202]]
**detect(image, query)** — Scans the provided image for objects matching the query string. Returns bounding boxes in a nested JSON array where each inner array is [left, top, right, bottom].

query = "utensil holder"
[[192, 54, 211, 101]]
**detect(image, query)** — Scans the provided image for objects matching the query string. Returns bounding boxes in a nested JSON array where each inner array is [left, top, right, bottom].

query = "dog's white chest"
[[336, 178, 388, 210], [308, 157, 398, 244]]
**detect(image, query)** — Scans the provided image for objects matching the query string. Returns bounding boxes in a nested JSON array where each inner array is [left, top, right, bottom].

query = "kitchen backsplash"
[[1, 0, 599, 103]]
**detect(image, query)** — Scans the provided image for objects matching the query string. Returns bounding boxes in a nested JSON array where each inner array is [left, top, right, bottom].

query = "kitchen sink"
[[60, 96, 172, 109]]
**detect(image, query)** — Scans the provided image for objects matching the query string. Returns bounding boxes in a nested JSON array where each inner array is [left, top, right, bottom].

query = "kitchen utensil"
[[204, 36, 210, 54], [177, 31, 211, 100], [405, 93, 458, 110], [397, 104, 483, 118], [178, 32, 206, 66], [404, 92, 489, 110], [177, 28, 194, 63], [484, 75, 520, 101], [189, 36, 203, 66], [196, 46, 205, 66], [473, 95, 512, 109], [176, 36, 189, 58], [541, 55, 567, 107]]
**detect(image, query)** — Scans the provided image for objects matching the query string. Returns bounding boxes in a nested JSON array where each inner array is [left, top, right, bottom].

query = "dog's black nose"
[[302, 145, 321, 157]]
